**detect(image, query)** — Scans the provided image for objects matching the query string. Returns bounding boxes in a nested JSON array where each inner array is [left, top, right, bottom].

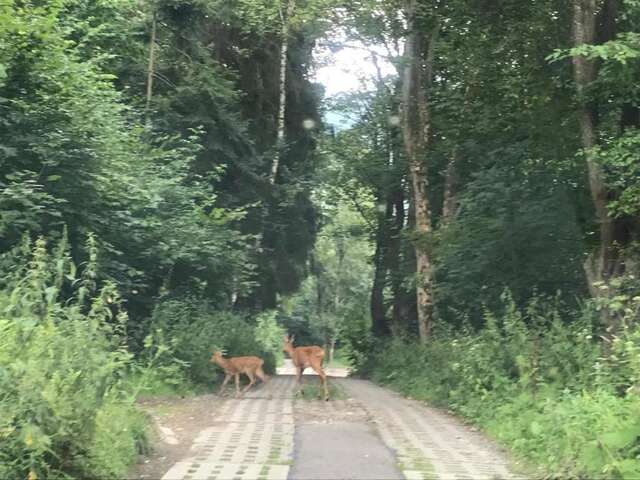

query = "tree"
[[565, 0, 640, 330], [400, 0, 438, 341]]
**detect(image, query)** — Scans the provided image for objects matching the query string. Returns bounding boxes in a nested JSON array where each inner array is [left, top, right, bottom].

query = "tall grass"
[[0, 235, 152, 479]]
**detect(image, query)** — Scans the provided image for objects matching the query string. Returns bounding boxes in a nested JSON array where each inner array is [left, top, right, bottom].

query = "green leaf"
[[529, 421, 543, 436], [600, 427, 639, 451], [613, 459, 640, 478], [580, 442, 608, 473]]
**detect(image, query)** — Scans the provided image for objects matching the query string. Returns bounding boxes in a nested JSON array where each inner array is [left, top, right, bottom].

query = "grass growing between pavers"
[[395, 441, 437, 480], [295, 381, 346, 400]]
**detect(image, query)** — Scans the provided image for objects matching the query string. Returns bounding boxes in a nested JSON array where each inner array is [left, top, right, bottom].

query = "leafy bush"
[[150, 298, 280, 385], [366, 292, 640, 478], [340, 313, 374, 374], [255, 310, 286, 367], [0, 235, 152, 479]]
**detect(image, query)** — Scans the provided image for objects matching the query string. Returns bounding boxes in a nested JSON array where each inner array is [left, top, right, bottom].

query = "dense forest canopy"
[[1, 0, 640, 478]]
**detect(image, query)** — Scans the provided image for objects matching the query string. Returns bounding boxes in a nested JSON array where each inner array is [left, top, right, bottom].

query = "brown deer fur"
[[210, 351, 267, 397], [282, 335, 329, 401]]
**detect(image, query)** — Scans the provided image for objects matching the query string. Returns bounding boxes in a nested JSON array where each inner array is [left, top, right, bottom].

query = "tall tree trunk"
[[331, 235, 344, 364], [401, 1, 437, 342], [270, 0, 296, 184], [371, 195, 393, 337], [329, 338, 336, 365], [441, 154, 458, 223], [442, 84, 473, 224], [145, 11, 157, 120], [390, 185, 407, 331], [572, 0, 640, 342], [572, 1, 617, 283]]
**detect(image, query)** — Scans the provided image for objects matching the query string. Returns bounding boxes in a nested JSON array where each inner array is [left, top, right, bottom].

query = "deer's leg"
[[295, 366, 304, 395], [242, 371, 256, 394], [256, 367, 267, 383], [218, 373, 231, 396], [312, 362, 329, 401], [234, 373, 241, 398], [320, 370, 329, 401]]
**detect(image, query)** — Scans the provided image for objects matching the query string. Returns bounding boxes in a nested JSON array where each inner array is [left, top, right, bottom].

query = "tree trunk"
[[270, 0, 296, 184], [389, 185, 407, 331], [332, 234, 344, 362], [329, 337, 335, 364], [441, 154, 458, 223], [370, 195, 393, 337], [572, 0, 621, 295], [401, 1, 437, 342], [442, 83, 473, 224], [145, 11, 157, 120]]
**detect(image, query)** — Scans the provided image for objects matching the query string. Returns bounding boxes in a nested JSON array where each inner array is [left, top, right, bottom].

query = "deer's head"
[[282, 335, 295, 356], [210, 350, 225, 364]]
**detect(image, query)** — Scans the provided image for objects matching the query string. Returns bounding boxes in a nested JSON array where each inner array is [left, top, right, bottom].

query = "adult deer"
[[210, 351, 268, 397], [282, 335, 329, 401]]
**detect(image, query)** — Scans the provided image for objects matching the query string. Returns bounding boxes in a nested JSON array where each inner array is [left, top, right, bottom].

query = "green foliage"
[[279, 201, 373, 355], [594, 130, 640, 217], [149, 298, 280, 384], [0, 235, 152, 480], [341, 316, 374, 373], [139, 0, 327, 311], [2, 0, 639, 477], [366, 293, 640, 478], [435, 166, 586, 324], [0, 0, 257, 333], [255, 310, 286, 366]]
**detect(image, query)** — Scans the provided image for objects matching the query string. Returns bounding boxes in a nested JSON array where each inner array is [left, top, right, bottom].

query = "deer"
[[210, 351, 268, 397], [282, 334, 329, 401]]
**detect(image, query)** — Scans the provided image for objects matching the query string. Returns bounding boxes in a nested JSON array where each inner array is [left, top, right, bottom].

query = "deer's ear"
[[290, 335, 295, 343]]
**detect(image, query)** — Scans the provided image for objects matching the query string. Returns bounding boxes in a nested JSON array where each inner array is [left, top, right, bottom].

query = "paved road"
[[161, 376, 295, 480], [338, 379, 520, 480], [158, 374, 522, 480]]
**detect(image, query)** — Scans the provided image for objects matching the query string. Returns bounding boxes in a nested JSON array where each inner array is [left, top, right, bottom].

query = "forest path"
[[132, 372, 524, 480], [336, 379, 523, 480]]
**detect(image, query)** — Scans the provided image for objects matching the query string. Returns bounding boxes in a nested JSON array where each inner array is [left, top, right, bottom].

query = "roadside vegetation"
[[2, 0, 640, 478], [360, 291, 640, 478]]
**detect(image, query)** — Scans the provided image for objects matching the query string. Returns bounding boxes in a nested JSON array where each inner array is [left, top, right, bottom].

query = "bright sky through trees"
[[313, 39, 396, 129]]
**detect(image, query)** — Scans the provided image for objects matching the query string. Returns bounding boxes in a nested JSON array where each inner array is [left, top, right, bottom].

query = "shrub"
[[255, 310, 286, 367], [341, 314, 374, 374], [0, 235, 149, 479], [366, 292, 640, 478], [149, 298, 279, 385]]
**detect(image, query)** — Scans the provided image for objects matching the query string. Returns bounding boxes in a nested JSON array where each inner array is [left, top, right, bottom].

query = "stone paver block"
[[162, 461, 289, 480]]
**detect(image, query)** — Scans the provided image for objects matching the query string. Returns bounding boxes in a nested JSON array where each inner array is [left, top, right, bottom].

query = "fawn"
[[210, 351, 268, 397]]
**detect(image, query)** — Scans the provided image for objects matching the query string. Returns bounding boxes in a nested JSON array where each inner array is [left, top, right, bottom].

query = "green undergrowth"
[[149, 302, 284, 387], [0, 235, 181, 479], [364, 291, 640, 479], [126, 372, 212, 399]]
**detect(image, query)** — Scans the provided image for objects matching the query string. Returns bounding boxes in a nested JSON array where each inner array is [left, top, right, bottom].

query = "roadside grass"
[[127, 372, 214, 400], [364, 294, 640, 479], [296, 380, 346, 400]]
